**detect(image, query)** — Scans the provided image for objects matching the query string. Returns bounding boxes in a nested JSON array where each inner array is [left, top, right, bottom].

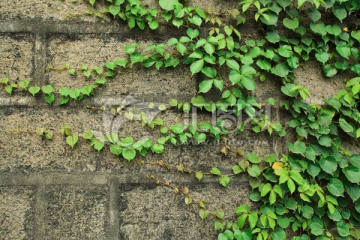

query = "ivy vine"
[[1, 0, 360, 239]]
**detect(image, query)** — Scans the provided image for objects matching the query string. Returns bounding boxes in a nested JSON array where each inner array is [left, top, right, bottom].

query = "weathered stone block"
[[0, 34, 33, 81], [118, 183, 250, 240], [294, 61, 355, 104], [0, 107, 103, 172], [0, 187, 35, 240], [43, 186, 109, 239], [0, 0, 108, 22], [46, 34, 195, 98]]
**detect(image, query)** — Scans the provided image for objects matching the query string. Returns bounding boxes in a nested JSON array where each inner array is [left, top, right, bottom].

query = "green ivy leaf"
[[204, 43, 215, 55], [190, 59, 204, 75], [201, 67, 217, 78], [241, 77, 256, 92], [271, 229, 286, 240], [270, 63, 289, 77], [159, 0, 179, 11], [261, 183, 272, 197], [44, 93, 55, 105], [260, 12, 278, 25], [315, 52, 329, 64], [283, 18, 299, 30], [28, 86, 41, 96], [332, 5, 347, 22], [339, 118, 354, 133], [288, 141, 306, 155], [110, 144, 122, 156], [310, 218, 324, 236], [310, 22, 327, 36], [219, 176, 230, 187], [256, 59, 271, 71], [247, 165, 261, 177], [247, 153, 261, 163], [319, 156, 337, 175], [199, 80, 213, 93], [307, 8, 321, 22], [337, 46, 351, 59], [351, 30, 360, 42], [226, 59, 240, 70], [187, 28, 199, 39], [326, 24, 342, 36], [287, 178, 296, 194], [210, 167, 221, 175], [265, 31, 280, 43], [195, 171, 203, 181], [343, 166, 360, 184], [108, 4, 120, 17], [66, 134, 79, 149], [276, 0, 291, 8], [323, 64, 338, 78], [41, 85, 54, 94], [233, 229, 252, 240], [289, 170, 304, 185], [235, 204, 250, 214], [122, 148, 136, 161], [327, 178, 344, 197], [337, 221, 350, 237], [248, 212, 258, 229]]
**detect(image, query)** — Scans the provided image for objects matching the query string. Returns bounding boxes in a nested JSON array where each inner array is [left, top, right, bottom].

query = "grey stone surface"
[[0, 107, 103, 172], [44, 186, 109, 240], [0, 187, 35, 240], [0, 34, 33, 81], [0, 0, 109, 22], [118, 183, 250, 240]]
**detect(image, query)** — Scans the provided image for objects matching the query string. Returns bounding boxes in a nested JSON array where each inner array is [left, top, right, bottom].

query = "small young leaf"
[[210, 167, 221, 175], [66, 134, 79, 149], [122, 148, 136, 161]]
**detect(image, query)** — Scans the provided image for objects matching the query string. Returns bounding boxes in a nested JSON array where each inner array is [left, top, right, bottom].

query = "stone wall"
[[0, 0, 353, 239]]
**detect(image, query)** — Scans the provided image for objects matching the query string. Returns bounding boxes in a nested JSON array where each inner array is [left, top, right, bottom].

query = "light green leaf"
[[339, 118, 354, 133], [219, 176, 231, 187], [159, 0, 179, 11], [287, 178, 296, 194], [332, 5, 347, 22], [190, 59, 204, 75], [288, 141, 306, 155], [66, 134, 79, 149], [319, 156, 338, 175], [283, 18, 299, 30], [199, 80, 213, 93], [122, 148, 136, 161], [108, 4, 120, 17], [343, 166, 360, 184], [270, 63, 289, 77], [327, 178, 344, 196], [241, 77, 256, 92], [210, 167, 221, 175]]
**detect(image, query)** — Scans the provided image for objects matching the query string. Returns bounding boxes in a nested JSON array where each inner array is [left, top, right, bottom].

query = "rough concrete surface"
[[0, 0, 109, 22], [294, 61, 355, 104], [44, 186, 108, 239], [118, 183, 250, 240], [0, 187, 35, 240], [0, 34, 33, 82], [0, 107, 102, 172]]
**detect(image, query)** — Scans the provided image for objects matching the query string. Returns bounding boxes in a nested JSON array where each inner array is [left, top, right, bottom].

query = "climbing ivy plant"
[[1, 0, 360, 239]]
